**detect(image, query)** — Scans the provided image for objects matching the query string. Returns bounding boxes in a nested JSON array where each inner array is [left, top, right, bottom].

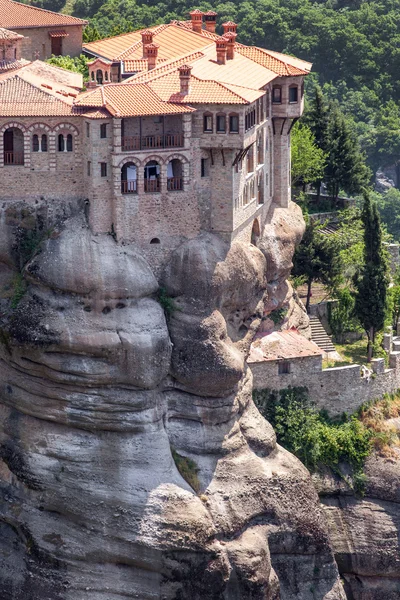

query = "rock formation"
[[0, 199, 345, 599]]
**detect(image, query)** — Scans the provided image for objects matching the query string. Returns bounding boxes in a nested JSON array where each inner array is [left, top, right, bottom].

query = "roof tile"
[[0, 0, 87, 28]]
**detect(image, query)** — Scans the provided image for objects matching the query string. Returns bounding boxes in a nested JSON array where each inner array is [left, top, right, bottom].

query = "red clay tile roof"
[[74, 82, 194, 117], [0, 0, 87, 28], [0, 74, 76, 115], [48, 29, 69, 37], [236, 46, 311, 76], [0, 26, 23, 39], [248, 329, 322, 363], [0, 58, 29, 71]]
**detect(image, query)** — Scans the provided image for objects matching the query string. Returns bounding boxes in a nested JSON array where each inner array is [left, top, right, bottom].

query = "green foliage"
[[171, 448, 200, 493], [291, 122, 326, 187], [354, 192, 389, 359], [388, 284, 400, 329], [292, 216, 342, 310], [46, 54, 89, 81], [253, 387, 371, 479], [268, 307, 287, 326], [373, 188, 400, 242], [157, 287, 178, 316], [329, 287, 360, 342], [10, 274, 27, 309]]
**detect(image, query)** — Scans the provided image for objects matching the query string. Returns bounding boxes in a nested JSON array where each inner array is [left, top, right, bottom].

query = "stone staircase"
[[309, 315, 337, 353]]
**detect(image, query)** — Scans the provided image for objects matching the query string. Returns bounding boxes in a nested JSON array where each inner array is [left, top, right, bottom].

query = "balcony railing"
[[122, 133, 183, 152], [144, 178, 160, 193], [121, 180, 137, 194], [167, 177, 183, 191], [4, 151, 24, 165]]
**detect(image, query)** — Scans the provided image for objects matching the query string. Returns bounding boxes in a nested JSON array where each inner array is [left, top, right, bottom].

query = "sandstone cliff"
[[0, 200, 344, 599]]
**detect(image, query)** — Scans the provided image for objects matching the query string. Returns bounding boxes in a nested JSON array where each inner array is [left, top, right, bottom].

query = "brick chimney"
[[190, 9, 204, 33], [178, 64, 192, 95], [224, 31, 237, 60], [204, 10, 217, 33], [141, 29, 154, 58], [222, 21, 237, 35], [144, 42, 159, 70], [215, 36, 227, 65]]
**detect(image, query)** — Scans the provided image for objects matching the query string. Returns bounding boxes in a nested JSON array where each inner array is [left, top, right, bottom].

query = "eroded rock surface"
[[0, 201, 344, 599]]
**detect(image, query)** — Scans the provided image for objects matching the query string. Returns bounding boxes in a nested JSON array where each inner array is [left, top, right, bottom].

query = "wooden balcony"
[[4, 151, 24, 165], [144, 178, 160, 193], [121, 180, 137, 194], [122, 133, 183, 152], [167, 177, 183, 191]]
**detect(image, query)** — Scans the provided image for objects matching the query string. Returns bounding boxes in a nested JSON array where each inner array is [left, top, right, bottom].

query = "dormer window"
[[289, 85, 298, 103], [272, 86, 282, 104]]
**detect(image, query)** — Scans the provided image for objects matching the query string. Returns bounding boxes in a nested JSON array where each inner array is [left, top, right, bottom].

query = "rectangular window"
[[278, 361, 290, 375], [229, 115, 239, 133], [201, 158, 209, 177], [87, 161, 91, 176], [272, 87, 282, 104], [100, 162, 107, 177], [100, 123, 107, 138], [203, 114, 213, 132], [86, 122, 90, 138], [289, 86, 298, 103], [216, 115, 226, 133]]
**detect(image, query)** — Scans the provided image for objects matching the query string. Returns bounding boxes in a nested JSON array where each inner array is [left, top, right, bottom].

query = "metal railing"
[[4, 151, 24, 165], [144, 178, 160, 193], [121, 180, 137, 194], [122, 133, 183, 152], [167, 177, 183, 191]]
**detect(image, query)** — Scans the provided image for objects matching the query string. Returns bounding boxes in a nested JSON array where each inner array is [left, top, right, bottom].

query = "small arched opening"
[[3, 127, 24, 165], [251, 219, 260, 246], [96, 69, 103, 85], [167, 159, 183, 191], [144, 160, 160, 192], [121, 162, 137, 194], [150, 238, 160, 244]]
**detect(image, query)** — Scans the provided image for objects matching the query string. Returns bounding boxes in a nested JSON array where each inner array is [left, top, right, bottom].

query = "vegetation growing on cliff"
[[254, 387, 400, 493], [171, 448, 200, 492]]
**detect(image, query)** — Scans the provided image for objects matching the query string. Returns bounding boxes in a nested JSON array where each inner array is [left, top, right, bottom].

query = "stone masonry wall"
[[251, 352, 400, 416], [17, 25, 83, 61]]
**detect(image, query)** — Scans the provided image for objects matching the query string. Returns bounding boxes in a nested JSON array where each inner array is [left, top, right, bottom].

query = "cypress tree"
[[305, 86, 330, 200], [325, 106, 368, 200], [354, 192, 389, 362]]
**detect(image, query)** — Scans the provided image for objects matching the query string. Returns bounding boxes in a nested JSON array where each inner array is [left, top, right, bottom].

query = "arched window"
[[96, 69, 103, 85], [32, 134, 39, 152], [216, 113, 226, 133], [66, 134, 73, 152], [4, 127, 24, 165], [121, 162, 137, 194], [144, 160, 160, 192], [289, 85, 298, 103], [41, 134, 48, 152], [229, 113, 239, 133], [105, 71, 109, 81], [272, 86, 282, 104], [167, 158, 183, 191], [150, 238, 160, 244], [58, 133, 64, 152], [91, 71, 95, 81], [203, 112, 213, 133]]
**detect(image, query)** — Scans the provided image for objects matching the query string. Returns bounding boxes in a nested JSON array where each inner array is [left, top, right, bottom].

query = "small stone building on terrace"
[[0, 9, 312, 272], [0, 0, 87, 60]]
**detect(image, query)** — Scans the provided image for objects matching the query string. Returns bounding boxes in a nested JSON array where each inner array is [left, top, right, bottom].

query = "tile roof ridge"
[[115, 39, 142, 60], [127, 50, 205, 83], [3, 0, 87, 24]]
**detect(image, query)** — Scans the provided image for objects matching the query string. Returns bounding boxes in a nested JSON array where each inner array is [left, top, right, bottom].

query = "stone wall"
[[251, 351, 400, 416], [18, 25, 83, 60]]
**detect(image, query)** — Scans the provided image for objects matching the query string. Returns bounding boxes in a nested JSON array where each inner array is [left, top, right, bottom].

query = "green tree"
[[354, 192, 389, 361], [292, 216, 342, 312], [46, 54, 89, 81], [374, 188, 400, 241], [325, 106, 369, 199], [291, 122, 326, 190]]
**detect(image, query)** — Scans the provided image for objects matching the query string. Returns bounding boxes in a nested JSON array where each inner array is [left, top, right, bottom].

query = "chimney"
[[178, 64, 192, 95], [224, 31, 237, 60], [204, 10, 217, 33], [190, 9, 204, 34], [222, 21, 237, 35], [215, 36, 227, 65], [144, 42, 159, 70], [141, 29, 154, 58]]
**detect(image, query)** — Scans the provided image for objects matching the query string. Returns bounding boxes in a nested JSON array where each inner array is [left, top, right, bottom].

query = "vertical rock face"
[[0, 201, 344, 599]]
